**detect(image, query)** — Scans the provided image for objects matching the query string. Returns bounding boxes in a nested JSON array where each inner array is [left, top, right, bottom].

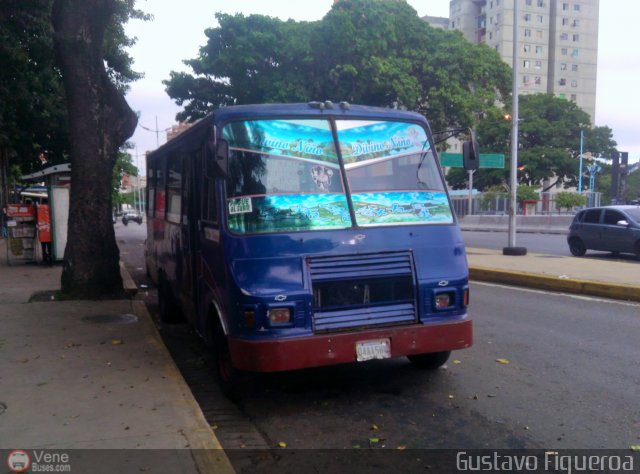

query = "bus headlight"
[[435, 292, 454, 310], [268, 307, 292, 325]]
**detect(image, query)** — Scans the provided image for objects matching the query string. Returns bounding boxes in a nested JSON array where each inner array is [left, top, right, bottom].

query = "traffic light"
[[463, 140, 479, 171]]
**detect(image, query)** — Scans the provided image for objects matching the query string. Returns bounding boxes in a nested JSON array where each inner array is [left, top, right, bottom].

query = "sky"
[[124, 0, 640, 173]]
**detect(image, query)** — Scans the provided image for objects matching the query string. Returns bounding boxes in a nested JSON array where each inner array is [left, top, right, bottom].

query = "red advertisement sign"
[[6, 204, 35, 218], [36, 204, 52, 243]]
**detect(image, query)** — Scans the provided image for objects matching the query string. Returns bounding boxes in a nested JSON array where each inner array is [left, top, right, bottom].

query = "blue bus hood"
[[228, 225, 467, 296]]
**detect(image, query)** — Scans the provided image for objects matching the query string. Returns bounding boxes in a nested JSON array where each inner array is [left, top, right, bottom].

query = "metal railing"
[[451, 191, 601, 218]]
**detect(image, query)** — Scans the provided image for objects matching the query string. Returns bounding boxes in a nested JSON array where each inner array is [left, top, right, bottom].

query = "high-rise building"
[[442, 0, 599, 123]]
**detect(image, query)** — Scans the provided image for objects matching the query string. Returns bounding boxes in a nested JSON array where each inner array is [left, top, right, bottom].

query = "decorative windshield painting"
[[351, 192, 453, 226], [227, 194, 352, 234], [224, 119, 453, 234], [337, 120, 453, 226], [225, 119, 351, 233], [337, 120, 429, 165], [222, 119, 338, 164]]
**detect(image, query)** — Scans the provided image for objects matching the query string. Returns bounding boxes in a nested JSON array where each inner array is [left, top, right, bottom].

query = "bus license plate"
[[356, 338, 391, 362]]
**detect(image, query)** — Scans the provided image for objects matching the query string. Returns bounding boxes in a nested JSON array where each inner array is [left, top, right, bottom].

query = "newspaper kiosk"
[[19, 163, 70, 262], [5, 203, 37, 264]]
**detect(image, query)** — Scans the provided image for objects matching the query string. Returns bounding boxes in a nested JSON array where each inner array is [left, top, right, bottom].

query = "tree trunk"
[[52, 0, 137, 298]]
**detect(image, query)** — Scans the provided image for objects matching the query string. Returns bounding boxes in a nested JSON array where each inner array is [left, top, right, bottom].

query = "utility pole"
[[578, 130, 584, 193], [467, 170, 475, 216], [504, 0, 527, 256]]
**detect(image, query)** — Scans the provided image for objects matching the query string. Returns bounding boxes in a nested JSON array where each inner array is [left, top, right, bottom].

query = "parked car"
[[567, 205, 640, 257], [122, 210, 143, 225]]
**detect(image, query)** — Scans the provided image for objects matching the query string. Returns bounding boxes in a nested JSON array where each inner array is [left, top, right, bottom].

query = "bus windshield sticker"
[[228, 197, 253, 215], [351, 192, 453, 226], [336, 120, 429, 167], [223, 119, 338, 165], [227, 194, 352, 234]]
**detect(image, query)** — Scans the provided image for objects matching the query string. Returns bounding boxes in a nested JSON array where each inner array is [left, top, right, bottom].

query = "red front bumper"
[[228, 318, 472, 372]]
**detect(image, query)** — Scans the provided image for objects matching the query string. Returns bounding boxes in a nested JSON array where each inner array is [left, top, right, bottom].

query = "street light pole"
[[578, 130, 584, 192], [504, 0, 527, 256]]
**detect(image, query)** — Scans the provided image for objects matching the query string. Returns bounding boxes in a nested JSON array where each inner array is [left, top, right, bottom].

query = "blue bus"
[[145, 102, 477, 395]]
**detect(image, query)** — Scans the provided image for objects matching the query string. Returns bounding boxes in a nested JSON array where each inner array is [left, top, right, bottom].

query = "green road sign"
[[439, 152, 505, 169]]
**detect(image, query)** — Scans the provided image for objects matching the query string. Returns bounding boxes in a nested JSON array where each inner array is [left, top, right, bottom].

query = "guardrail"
[[460, 214, 573, 234]]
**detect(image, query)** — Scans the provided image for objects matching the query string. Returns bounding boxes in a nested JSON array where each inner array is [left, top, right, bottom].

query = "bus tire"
[[408, 351, 451, 370], [158, 278, 182, 323], [212, 317, 241, 400]]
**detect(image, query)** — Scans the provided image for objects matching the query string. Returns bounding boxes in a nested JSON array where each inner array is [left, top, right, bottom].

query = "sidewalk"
[[0, 238, 234, 473], [467, 247, 640, 302]]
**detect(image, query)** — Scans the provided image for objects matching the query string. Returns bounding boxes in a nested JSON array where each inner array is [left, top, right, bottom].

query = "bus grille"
[[307, 252, 417, 333]]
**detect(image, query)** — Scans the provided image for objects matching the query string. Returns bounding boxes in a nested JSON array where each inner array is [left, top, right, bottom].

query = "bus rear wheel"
[[408, 351, 451, 370], [158, 278, 182, 323]]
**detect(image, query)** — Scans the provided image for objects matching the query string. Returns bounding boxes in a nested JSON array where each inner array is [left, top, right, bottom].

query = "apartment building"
[[442, 0, 599, 123]]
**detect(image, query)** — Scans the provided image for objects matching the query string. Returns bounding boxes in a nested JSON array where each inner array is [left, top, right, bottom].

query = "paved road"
[[463, 230, 640, 262], [116, 222, 640, 461], [462, 230, 570, 256], [233, 283, 640, 450]]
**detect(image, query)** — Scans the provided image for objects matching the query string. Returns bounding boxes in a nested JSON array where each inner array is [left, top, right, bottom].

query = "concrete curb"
[[120, 260, 138, 296], [470, 266, 640, 303], [116, 253, 236, 474], [130, 300, 235, 473]]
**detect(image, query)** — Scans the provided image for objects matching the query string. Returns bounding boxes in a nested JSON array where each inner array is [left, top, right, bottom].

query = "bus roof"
[[147, 102, 429, 161], [214, 102, 426, 123]]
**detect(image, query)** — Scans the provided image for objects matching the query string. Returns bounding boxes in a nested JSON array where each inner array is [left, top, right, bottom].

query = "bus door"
[[197, 166, 225, 336], [178, 152, 201, 317]]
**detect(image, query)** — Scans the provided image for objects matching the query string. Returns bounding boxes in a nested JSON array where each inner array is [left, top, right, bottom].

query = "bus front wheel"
[[408, 351, 451, 370], [212, 318, 241, 400]]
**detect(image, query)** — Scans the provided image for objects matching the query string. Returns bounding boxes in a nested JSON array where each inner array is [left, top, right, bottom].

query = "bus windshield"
[[223, 118, 452, 234]]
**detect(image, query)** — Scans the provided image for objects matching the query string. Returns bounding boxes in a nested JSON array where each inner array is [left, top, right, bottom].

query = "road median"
[[470, 266, 640, 302]]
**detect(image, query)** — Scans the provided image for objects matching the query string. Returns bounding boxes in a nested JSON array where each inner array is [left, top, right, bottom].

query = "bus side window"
[[181, 154, 190, 226], [166, 154, 182, 224], [147, 161, 156, 217], [202, 177, 218, 224]]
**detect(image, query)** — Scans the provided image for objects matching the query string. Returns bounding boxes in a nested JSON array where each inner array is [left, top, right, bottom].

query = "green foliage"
[[112, 146, 138, 202], [104, 0, 152, 92], [0, 0, 148, 172], [113, 191, 135, 207], [0, 1, 68, 172], [625, 171, 640, 203], [516, 185, 539, 204], [164, 0, 512, 132], [554, 191, 586, 211], [447, 94, 618, 192], [479, 185, 507, 211]]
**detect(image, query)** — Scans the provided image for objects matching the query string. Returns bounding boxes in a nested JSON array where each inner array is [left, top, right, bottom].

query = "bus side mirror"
[[463, 139, 479, 171], [205, 137, 228, 178], [216, 140, 228, 161]]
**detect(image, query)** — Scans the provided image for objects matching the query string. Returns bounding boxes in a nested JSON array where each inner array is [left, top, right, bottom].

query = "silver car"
[[567, 205, 640, 257]]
